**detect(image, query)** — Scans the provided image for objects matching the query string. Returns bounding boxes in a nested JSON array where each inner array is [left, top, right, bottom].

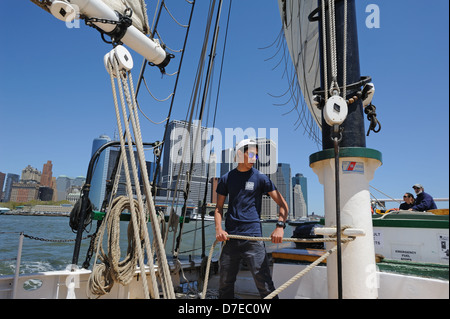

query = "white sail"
[[277, 0, 322, 130]]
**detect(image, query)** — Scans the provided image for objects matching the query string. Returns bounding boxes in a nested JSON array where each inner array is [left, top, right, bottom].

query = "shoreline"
[[1, 211, 70, 217]]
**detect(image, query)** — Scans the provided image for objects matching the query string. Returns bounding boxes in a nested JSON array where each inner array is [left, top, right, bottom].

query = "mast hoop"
[[313, 76, 372, 100]]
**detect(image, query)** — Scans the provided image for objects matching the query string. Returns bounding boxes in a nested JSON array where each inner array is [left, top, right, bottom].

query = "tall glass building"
[[292, 173, 308, 215], [276, 163, 293, 218], [161, 120, 208, 203], [89, 135, 111, 210]]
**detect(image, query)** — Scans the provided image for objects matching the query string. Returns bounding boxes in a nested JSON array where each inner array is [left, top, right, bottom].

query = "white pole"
[[12, 232, 24, 299], [310, 148, 382, 299]]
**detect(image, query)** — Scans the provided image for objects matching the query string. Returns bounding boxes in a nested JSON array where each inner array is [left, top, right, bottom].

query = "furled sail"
[[30, 0, 167, 65], [30, 0, 150, 35], [100, 0, 150, 35], [277, 0, 322, 131]]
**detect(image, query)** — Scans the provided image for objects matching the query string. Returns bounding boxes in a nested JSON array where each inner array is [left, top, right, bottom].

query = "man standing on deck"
[[214, 138, 289, 299]]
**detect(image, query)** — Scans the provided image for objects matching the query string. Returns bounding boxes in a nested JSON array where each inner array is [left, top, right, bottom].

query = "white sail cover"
[[31, 0, 150, 35], [100, 0, 150, 34], [277, 0, 322, 130]]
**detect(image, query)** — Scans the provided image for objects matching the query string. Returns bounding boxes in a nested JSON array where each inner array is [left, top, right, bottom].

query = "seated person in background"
[[399, 193, 415, 210], [409, 184, 437, 212]]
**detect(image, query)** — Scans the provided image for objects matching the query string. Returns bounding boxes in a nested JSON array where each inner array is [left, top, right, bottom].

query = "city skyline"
[[1, 127, 310, 217]]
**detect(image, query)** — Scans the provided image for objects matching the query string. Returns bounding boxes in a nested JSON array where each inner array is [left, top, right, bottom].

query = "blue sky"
[[0, 0, 448, 215]]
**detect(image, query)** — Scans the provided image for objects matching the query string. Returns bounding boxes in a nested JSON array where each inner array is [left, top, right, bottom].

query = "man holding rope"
[[214, 138, 289, 299]]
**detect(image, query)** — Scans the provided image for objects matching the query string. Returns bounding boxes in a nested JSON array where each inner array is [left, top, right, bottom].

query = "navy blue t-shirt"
[[216, 167, 276, 236]]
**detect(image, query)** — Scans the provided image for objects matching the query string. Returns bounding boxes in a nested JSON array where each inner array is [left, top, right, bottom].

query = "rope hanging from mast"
[[88, 46, 175, 299]]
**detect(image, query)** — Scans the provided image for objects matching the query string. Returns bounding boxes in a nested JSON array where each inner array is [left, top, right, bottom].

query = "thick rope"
[[123, 67, 175, 299], [201, 234, 355, 299], [264, 245, 338, 299], [88, 55, 176, 299], [88, 196, 146, 296], [111, 58, 157, 299]]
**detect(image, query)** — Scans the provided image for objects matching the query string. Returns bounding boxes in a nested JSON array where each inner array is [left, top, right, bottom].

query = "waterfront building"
[[40, 160, 53, 187], [21, 165, 41, 183], [56, 175, 72, 202], [10, 182, 39, 202], [3, 173, 19, 202], [292, 173, 308, 215], [0, 171, 5, 201]]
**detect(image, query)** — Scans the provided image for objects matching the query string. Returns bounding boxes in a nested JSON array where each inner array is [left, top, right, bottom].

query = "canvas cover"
[[101, 0, 150, 34]]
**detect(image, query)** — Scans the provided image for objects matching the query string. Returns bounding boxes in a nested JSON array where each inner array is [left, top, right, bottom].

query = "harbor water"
[[0, 214, 294, 276]]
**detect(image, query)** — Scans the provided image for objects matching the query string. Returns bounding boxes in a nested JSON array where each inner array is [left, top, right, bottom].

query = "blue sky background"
[[0, 0, 448, 215]]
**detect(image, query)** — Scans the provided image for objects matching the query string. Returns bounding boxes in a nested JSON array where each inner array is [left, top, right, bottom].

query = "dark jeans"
[[218, 239, 277, 299]]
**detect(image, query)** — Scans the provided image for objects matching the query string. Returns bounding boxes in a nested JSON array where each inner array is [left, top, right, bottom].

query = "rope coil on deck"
[[88, 196, 146, 296], [201, 234, 356, 299]]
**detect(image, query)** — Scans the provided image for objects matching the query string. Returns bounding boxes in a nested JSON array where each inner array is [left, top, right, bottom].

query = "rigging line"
[[106, 60, 155, 299], [136, 99, 168, 124], [142, 76, 174, 102], [333, 133, 343, 300], [152, 0, 197, 194], [321, 0, 329, 102], [154, 29, 183, 53], [264, 35, 285, 63], [149, 0, 162, 38], [126, 67, 176, 299], [134, 0, 165, 98], [198, 0, 233, 258], [259, 27, 285, 51], [165, 18, 210, 212], [173, 0, 223, 258], [164, 0, 214, 254], [369, 192, 387, 210], [163, 1, 189, 28], [343, 0, 348, 99], [369, 185, 401, 204], [169, 0, 216, 203]]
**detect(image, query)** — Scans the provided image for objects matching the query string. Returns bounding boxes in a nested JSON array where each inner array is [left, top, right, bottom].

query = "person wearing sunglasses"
[[409, 184, 437, 212], [214, 138, 288, 299], [399, 192, 415, 210]]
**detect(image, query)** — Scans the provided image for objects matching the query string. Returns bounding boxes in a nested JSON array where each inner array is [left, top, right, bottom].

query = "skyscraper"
[[161, 120, 208, 203], [56, 175, 72, 201], [40, 160, 53, 187], [3, 174, 19, 202], [89, 135, 111, 210], [292, 184, 307, 219], [255, 138, 278, 219], [276, 163, 293, 218], [292, 173, 308, 215]]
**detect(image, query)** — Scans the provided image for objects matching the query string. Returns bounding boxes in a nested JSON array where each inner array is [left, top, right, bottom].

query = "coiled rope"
[[201, 234, 355, 299], [88, 196, 146, 296]]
